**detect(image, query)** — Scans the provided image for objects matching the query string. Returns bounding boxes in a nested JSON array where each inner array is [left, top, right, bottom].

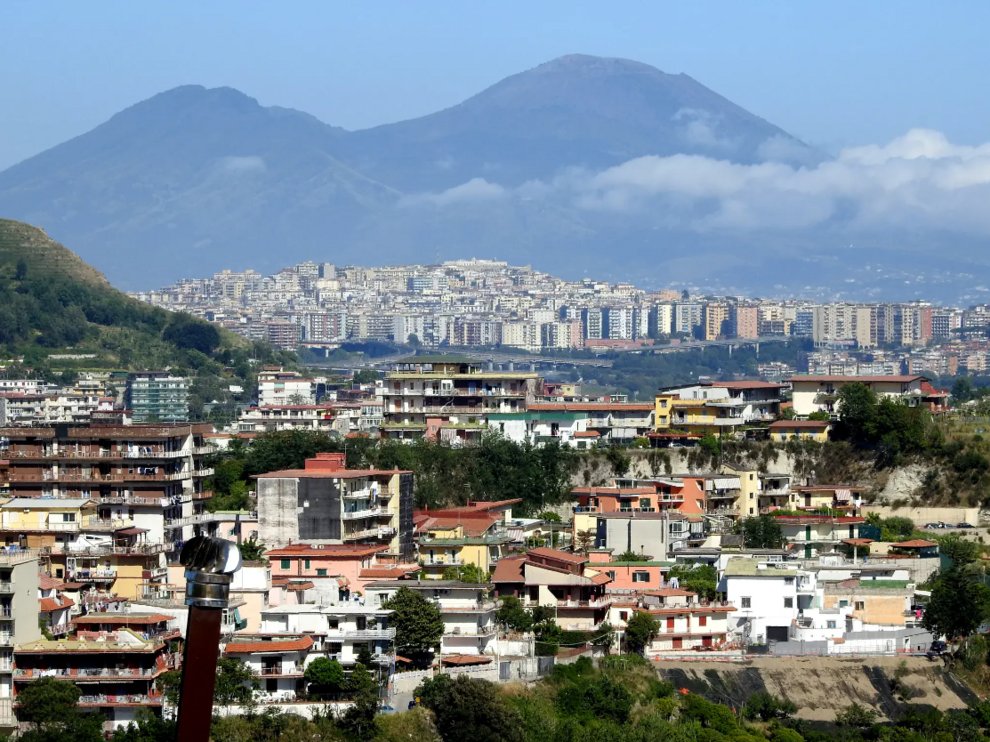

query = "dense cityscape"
[[5, 4, 990, 741]]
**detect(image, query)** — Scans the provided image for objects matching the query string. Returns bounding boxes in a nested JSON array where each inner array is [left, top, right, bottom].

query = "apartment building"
[[125, 373, 189, 423], [654, 381, 783, 435], [381, 357, 540, 442], [257, 369, 317, 406], [492, 548, 612, 631], [256, 452, 414, 559], [0, 552, 40, 728], [365, 580, 497, 658], [610, 589, 735, 653], [488, 401, 654, 447], [773, 514, 865, 558], [13, 626, 174, 732], [0, 422, 214, 556], [788, 374, 946, 417]]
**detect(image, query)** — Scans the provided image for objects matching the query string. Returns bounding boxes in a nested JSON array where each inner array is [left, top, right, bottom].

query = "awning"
[[114, 527, 148, 536]]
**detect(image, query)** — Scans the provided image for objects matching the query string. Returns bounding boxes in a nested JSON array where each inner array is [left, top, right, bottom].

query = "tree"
[[923, 567, 990, 642], [496, 596, 533, 633], [743, 691, 797, 721], [416, 674, 523, 742], [623, 611, 659, 655], [383, 587, 444, 667], [574, 529, 596, 555], [442, 562, 490, 583], [16, 676, 82, 726], [939, 533, 982, 567], [667, 564, 718, 601], [162, 312, 221, 354], [538, 510, 561, 523], [353, 368, 378, 385], [738, 515, 784, 549], [836, 382, 879, 447], [304, 657, 345, 698], [835, 703, 878, 728], [243, 429, 340, 476], [214, 657, 258, 708], [616, 550, 651, 562]]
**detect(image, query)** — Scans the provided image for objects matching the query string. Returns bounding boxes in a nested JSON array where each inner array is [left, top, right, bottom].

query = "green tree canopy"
[[496, 596, 533, 633], [737, 515, 784, 549], [667, 564, 718, 600], [441, 562, 490, 583], [923, 567, 990, 641], [416, 674, 523, 742], [16, 677, 82, 726], [383, 587, 444, 667], [623, 611, 660, 655], [214, 657, 258, 708], [304, 657, 345, 696]]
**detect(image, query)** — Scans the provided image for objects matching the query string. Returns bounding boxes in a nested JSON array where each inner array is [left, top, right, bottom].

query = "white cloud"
[[401, 129, 990, 239], [220, 155, 266, 173], [400, 177, 506, 207]]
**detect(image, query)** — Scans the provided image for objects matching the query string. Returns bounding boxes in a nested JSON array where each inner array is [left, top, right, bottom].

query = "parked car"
[[956, 522, 975, 529], [925, 522, 947, 529], [927, 640, 948, 660]]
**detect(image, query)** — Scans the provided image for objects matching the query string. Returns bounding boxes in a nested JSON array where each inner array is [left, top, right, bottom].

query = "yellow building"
[[416, 522, 511, 579], [653, 395, 744, 436], [704, 302, 729, 340], [768, 420, 831, 442], [721, 466, 761, 518], [0, 498, 166, 600]]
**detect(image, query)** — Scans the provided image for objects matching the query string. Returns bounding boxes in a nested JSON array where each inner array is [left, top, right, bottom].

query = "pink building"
[[586, 548, 670, 592], [267, 544, 420, 595]]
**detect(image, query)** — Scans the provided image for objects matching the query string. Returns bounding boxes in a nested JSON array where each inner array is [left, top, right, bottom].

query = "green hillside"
[[0, 218, 291, 418]]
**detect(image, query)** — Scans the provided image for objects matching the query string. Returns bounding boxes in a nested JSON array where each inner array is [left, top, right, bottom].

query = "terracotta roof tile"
[[225, 636, 313, 655], [491, 555, 526, 583], [39, 596, 74, 613], [527, 547, 587, 565]]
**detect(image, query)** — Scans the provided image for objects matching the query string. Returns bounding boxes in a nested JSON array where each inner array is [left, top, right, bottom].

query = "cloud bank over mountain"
[[407, 129, 990, 237]]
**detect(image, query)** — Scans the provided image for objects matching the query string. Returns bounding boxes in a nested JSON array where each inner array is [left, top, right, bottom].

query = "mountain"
[[0, 218, 288, 378], [12, 55, 977, 297], [0, 86, 397, 284], [342, 54, 811, 191]]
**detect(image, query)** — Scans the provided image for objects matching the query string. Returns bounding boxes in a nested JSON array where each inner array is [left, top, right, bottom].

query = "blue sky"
[[2, 1, 988, 170]]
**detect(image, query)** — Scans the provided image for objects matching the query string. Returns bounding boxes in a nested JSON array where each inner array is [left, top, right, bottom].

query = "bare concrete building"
[[256, 453, 414, 559]]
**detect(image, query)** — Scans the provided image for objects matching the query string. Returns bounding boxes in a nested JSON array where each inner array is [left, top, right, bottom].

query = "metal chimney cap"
[[180, 535, 242, 575]]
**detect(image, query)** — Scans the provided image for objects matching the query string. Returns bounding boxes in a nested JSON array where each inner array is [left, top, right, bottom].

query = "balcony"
[[0, 583, 11, 594], [0, 633, 13, 646], [341, 507, 389, 521], [445, 625, 497, 637], [325, 627, 396, 641], [68, 569, 117, 583], [553, 596, 611, 609], [77, 694, 163, 707], [439, 601, 498, 614], [15, 666, 161, 681], [342, 527, 384, 542], [259, 665, 305, 677]]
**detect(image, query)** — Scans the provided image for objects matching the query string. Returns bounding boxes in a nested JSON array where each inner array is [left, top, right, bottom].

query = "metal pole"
[[175, 536, 242, 742]]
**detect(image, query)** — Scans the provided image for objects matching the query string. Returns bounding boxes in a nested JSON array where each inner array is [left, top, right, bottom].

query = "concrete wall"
[[862, 505, 981, 526]]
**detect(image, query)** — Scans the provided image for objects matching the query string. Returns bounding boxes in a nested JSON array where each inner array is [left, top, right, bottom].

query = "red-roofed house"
[[773, 514, 865, 558], [789, 374, 944, 417], [609, 588, 735, 654], [266, 543, 419, 594], [223, 634, 314, 702], [415, 508, 511, 579], [257, 452, 415, 559], [492, 548, 612, 630]]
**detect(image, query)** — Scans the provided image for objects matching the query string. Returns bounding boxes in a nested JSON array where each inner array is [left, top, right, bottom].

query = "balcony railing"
[[77, 694, 163, 706], [15, 666, 160, 680], [325, 627, 396, 641], [341, 507, 389, 521], [259, 665, 304, 676]]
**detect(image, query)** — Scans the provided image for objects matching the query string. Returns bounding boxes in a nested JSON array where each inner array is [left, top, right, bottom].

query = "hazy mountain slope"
[[0, 86, 398, 283], [342, 54, 812, 191]]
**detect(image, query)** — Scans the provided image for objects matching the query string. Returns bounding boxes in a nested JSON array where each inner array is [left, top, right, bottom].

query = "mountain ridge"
[[2, 54, 948, 295]]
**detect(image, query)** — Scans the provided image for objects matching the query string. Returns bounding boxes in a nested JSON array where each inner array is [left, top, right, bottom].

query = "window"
[[606, 571, 615, 580], [316, 568, 327, 577], [328, 618, 339, 629], [838, 600, 849, 608], [741, 597, 751, 608], [699, 615, 707, 627], [854, 601, 865, 611], [280, 559, 290, 570], [304, 559, 311, 569], [784, 598, 793, 608], [632, 571, 650, 583], [61, 513, 76, 522], [619, 611, 628, 621], [784, 577, 794, 585], [826, 621, 837, 629]]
